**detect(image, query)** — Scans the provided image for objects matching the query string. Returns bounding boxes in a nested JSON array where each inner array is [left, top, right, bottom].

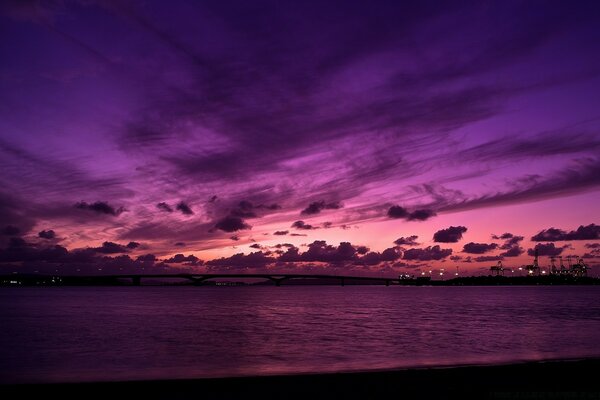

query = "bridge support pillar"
[[385, 280, 390, 287], [341, 278, 345, 287], [132, 276, 141, 286]]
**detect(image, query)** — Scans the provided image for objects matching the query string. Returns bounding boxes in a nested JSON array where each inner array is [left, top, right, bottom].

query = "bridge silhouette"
[[23, 273, 425, 286], [108, 273, 409, 286]]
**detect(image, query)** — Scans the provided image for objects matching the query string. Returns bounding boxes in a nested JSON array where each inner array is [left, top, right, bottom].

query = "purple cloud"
[[403, 246, 452, 261], [291, 220, 316, 230], [301, 201, 342, 215], [176, 201, 194, 215], [433, 226, 468, 243], [394, 235, 419, 246], [462, 242, 498, 254], [531, 224, 600, 241], [75, 201, 124, 216], [527, 243, 568, 257], [38, 230, 56, 239], [157, 202, 173, 212], [215, 216, 251, 232]]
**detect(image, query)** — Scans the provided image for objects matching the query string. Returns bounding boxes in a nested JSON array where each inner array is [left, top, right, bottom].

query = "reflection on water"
[[1, 286, 600, 383]]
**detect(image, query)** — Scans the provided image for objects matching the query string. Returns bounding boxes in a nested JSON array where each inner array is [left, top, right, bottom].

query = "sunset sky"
[[1, 0, 599, 276]]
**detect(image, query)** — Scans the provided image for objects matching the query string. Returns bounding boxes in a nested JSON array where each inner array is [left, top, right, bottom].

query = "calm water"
[[1, 286, 600, 384]]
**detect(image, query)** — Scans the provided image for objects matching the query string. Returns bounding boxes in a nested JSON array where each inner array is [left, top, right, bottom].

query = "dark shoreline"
[[3, 358, 600, 400]]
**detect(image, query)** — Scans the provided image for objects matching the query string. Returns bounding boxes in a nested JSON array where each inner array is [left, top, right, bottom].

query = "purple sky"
[[1, 0, 599, 276]]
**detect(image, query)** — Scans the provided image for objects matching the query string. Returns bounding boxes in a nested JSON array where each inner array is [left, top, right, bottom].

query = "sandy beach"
[[3, 358, 599, 400]]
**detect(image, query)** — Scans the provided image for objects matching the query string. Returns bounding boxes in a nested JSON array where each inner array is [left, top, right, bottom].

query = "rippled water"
[[1, 286, 600, 384]]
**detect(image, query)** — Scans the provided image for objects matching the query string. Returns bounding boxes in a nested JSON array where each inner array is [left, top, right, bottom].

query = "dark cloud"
[[230, 235, 240, 241], [433, 226, 467, 243], [91, 241, 131, 254], [291, 220, 316, 230], [499, 235, 524, 248], [176, 201, 194, 215], [393, 235, 419, 246], [174, 242, 186, 247], [450, 255, 463, 261], [403, 245, 452, 261], [156, 202, 173, 212], [387, 205, 408, 219], [531, 224, 600, 241], [356, 246, 369, 255], [215, 216, 251, 232], [586, 243, 600, 249], [527, 243, 568, 257], [3, 225, 20, 236], [499, 245, 524, 258], [462, 242, 498, 254], [164, 254, 201, 265], [75, 201, 124, 216], [407, 209, 436, 221], [273, 230, 288, 236], [126, 241, 140, 249], [0, 239, 177, 275], [206, 251, 275, 268], [290, 233, 307, 237], [492, 233, 515, 240], [387, 205, 436, 221], [359, 247, 402, 265], [38, 230, 56, 239], [249, 243, 261, 249], [301, 201, 342, 215]]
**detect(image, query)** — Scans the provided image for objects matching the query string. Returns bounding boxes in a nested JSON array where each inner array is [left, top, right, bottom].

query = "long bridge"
[[1, 273, 427, 286]]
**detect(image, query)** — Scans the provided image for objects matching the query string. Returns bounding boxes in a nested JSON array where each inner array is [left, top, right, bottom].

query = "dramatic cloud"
[[531, 224, 600, 241], [38, 230, 56, 239], [0, 239, 177, 275], [176, 201, 194, 215], [462, 242, 498, 254], [164, 254, 201, 265], [394, 235, 419, 246], [586, 243, 600, 249], [403, 246, 452, 261], [387, 206, 408, 219], [156, 202, 173, 212], [75, 201, 124, 216], [433, 226, 468, 243], [407, 209, 436, 221], [249, 243, 261, 249], [273, 230, 289, 236], [91, 241, 131, 254], [527, 243, 568, 257], [492, 233, 515, 240], [301, 201, 342, 215], [499, 235, 524, 248], [291, 220, 316, 230], [206, 251, 275, 268], [215, 216, 251, 232], [1, 1, 600, 275], [126, 241, 140, 249], [387, 206, 436, 221], [500, 245, 524, 258]]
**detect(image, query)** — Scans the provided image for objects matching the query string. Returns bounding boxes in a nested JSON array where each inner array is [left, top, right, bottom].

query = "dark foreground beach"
[[3, 358, 599, 400]]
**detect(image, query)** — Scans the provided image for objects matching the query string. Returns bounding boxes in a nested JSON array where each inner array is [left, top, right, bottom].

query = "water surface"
[[2, 286, 600, 384]]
